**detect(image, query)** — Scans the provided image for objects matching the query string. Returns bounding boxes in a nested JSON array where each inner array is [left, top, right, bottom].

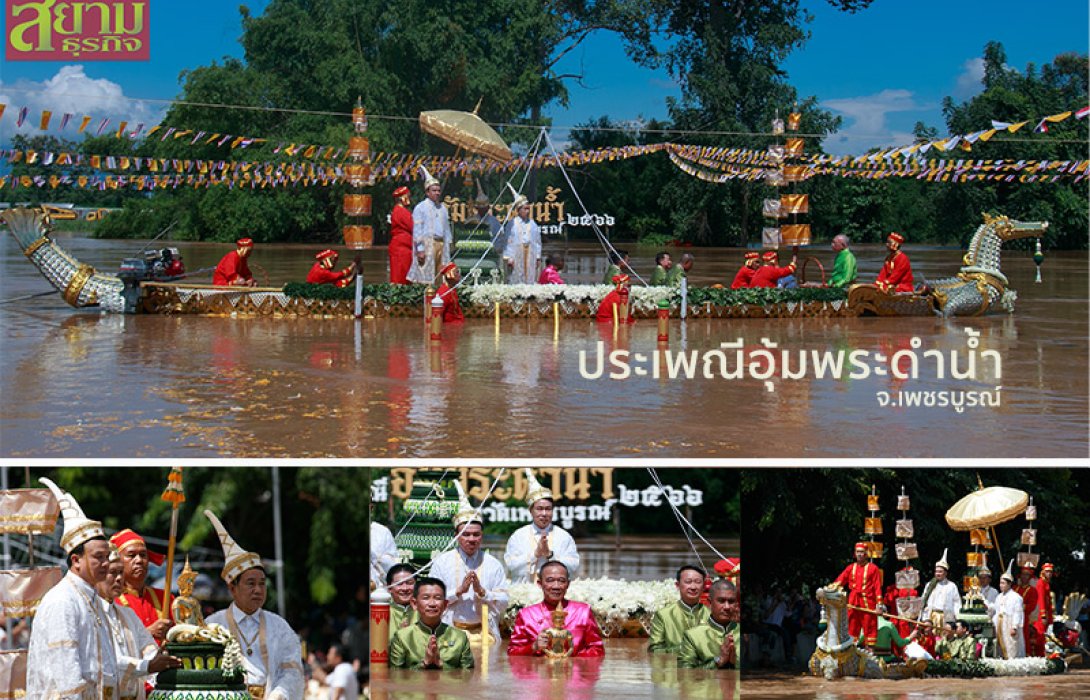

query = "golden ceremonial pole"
[[159, 467, 186, 618]]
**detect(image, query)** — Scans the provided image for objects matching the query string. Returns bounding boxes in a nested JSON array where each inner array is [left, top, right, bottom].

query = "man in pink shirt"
[[537, 254, 566, 284], [508, 561, 604, 657]]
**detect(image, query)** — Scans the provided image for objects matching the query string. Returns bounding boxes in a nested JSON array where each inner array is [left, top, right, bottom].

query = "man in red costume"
[[1014, 563, 1040, 655], [110, 529, 173, 643], [389, 186, 414, 284], [435, 262, 464, 323], [1034, 563, 1054, 656], [750, 250, 797, 288], [595, 274, 635, 324], [306, 249, 358, 287], [212, 238, 256, 286], [832, 542, 882, 647], [875, 232, 915, 293], [730, 252, 760, 289]]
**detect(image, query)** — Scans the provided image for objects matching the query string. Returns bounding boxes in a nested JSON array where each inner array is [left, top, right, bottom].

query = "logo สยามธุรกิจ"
[[6, 1, 149, 62]]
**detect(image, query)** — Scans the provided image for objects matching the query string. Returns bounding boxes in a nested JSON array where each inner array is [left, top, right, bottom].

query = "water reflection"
[[742, 670, 1090, 699]]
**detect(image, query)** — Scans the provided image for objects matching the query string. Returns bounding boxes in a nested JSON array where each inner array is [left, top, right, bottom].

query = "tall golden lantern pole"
[[344, 98, 374, 317]]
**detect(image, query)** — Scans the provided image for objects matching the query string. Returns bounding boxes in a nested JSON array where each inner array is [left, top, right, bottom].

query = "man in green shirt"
[[872, 603, 917, 662], [828, 234, 857, 288], [650, 252, 673, 285], [649, 565, 710, 653], [602, 249, 630, 285], [666, 254, 694, 286], [387, 563, 417, 636], [389, 577, 475, 669], [947, 620, 977, 661], [678, 579, 740, 669]]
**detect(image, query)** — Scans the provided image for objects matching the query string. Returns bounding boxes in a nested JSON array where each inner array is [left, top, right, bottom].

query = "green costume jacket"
[[678, 619, 740, 669], [829, 249, 857, 288], [666, 266, 686, 286], [650, 265, 669, 285], [389, 620, 475, 669], [649, 600, 710, 653], [948, 635, 976, 661], [603, 264, 621, 284], [389, 602, 417, 638], [873, 616, 911, 661]]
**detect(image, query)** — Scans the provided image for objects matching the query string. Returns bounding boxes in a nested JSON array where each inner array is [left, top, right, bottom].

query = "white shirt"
[[503, 522, 581, 584], [103, 597, 158, 700], [412, 199, 452, 243], [980, 584, 999, 605], [370, 522, 399, 585], [207, 603, 304, 700], [921, 578, 961, 622], [989, 588, 1026, 659], [27, 572, 120, 699], [431, 547, 509, 641], [327, 661, 359, 700]]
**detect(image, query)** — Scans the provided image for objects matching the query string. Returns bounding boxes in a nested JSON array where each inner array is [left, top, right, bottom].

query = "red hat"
[[393, 185, 410, 198], [611, 273, 630, 286], [744, 252, 759, 260], [316, 249, 338, 261], [762, 250, 778, 261], [109, 529, 165, 566], [887, 232, 905, 245], [854, 542, 869, 552], [440, 262, 458, 277], [236, 238, 254, 248], [714, 557, 740, 577], [1041, 563, 1054, 574]]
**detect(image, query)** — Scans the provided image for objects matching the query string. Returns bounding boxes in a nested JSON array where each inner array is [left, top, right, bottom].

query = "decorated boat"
[[2, 207, 1047, 319]]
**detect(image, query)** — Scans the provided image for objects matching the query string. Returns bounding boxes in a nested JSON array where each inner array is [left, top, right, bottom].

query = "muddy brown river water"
[[2, 235, 1086, 458]]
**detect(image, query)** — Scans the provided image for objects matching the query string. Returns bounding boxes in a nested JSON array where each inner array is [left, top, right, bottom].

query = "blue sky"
[[2, 0, 1087, 156]]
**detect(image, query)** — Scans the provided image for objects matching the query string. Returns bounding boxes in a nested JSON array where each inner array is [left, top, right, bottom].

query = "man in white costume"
[[370, 521, 400, 588], [503, 185, 541, 284], [988, 560, 1025, 659], [919, 548, 961, 627], [205, 510, 304, 700], [430, 481, 509, 645], [27, 478, 121, 699], [97, 546, 182, 699], [977, 556, 999, 606], [407, 166, 451, 284], [503, 469, 580, 584]]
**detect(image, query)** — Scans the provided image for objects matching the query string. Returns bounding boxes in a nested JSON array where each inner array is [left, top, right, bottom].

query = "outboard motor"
[[116, 251, 160, 313]]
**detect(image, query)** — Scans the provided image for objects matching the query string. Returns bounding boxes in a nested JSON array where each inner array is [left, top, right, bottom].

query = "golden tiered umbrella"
[[945, 479, 1029, 568], [419, 101, 512, 162]]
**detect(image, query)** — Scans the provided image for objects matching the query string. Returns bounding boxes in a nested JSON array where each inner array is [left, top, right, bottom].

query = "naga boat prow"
[[3, 207, 1047, 319]]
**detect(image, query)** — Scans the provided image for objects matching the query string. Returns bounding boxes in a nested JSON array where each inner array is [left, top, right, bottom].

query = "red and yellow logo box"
[[7, 1, 149, 61]]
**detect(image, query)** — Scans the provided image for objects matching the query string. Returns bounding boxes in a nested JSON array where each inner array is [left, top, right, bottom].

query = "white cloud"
[[953, 57, 986, 100], [0, 65, 166, 140], [822, 89, 931, 156]]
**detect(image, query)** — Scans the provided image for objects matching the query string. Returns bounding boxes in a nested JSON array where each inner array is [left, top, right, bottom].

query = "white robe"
[[207, 604, 304, 700], [430, 548, 508, 641], [503, 216, 542, 284], [103, 597, 158, 700], [27, 572, 120, 699], [921, 578, 961, 623], [980, 584, 999, 605], [407, 199, 451, 284], [370, 522, 400, 586], [989, 588, 1025, 659], [503, 523, 580, 584]]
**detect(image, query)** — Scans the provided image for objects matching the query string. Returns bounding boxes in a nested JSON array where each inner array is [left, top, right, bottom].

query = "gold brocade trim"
[[224, 552, 263, 583], [956, 271, 1006, 316], [0, 691, 26, 698], [60, 519, 106, 552], [1, 597, 45, 616], [248, 686, 267, 699], [48, 639, 79, 649], [23, 237, 48, 259], [62, 264, 97, 308]]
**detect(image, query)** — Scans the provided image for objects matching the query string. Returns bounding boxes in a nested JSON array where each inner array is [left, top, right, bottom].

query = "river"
[[1, 234, 1086, 458]]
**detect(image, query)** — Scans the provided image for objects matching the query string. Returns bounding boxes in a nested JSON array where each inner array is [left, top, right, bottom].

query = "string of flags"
[[1, 102, 1086, 165]]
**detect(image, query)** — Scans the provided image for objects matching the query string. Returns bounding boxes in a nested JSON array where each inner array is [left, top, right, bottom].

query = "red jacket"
[[876, 251, 914, 293], [435, 284, 464, 322], [731, 265, 756, 289], [306, 262, 354, 287], [212, 251, 253, 286], [750, 262, 796, 288]]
